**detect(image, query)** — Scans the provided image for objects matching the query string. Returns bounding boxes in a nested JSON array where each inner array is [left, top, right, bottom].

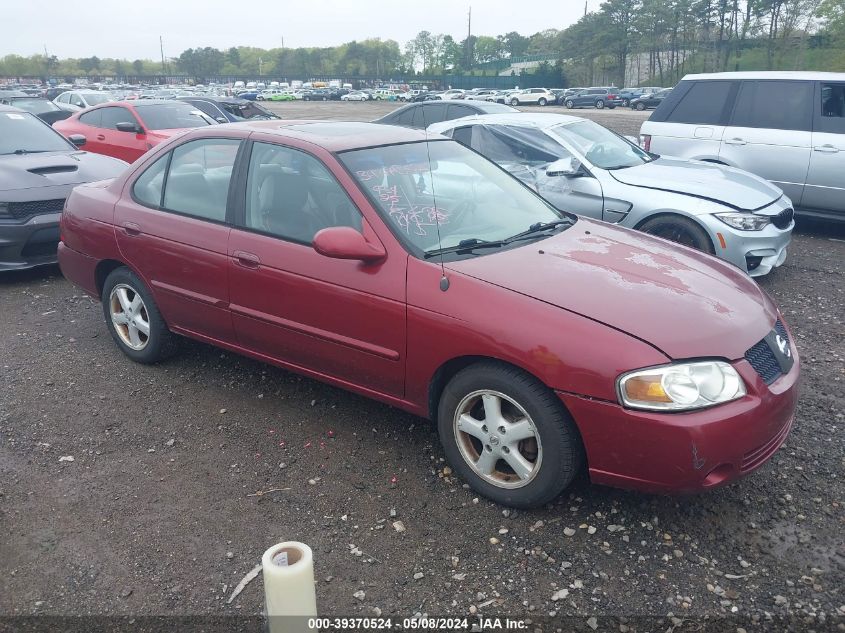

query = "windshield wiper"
[[504, 219, 573, 243], [424, 238, 505, 258], [8, 149, 48, 155]]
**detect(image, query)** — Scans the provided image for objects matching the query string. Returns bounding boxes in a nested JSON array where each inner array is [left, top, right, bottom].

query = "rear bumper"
[[0, 213, 61, 272], [57, 241, 100, 297], [559, 351, 800, 493]]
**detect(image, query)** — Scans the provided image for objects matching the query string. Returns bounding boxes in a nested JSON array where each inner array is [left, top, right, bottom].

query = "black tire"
[[101, 267, 178, 364], [607, 104, 616, 109], [510, 98, 520, 106], [538, 97, 547, 106], [565, 100, 574, 109], [437, 361, 583, 508], [595, 99, 605, 109], [635, 102, 646, 111], [638, 215, 714, 254]]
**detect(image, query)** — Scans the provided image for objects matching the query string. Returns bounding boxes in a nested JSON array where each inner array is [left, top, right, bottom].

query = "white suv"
[[509, 88, 554, 106], [640, 71, 845, 221]]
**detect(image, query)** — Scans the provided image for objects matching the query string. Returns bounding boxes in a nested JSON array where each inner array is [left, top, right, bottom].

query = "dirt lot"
[[1, 103, 844, 632]]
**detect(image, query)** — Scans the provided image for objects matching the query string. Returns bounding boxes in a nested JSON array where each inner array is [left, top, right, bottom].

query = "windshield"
[[10, 98, 60, 115], [340, 140, 565, 256], [549, 119, 652, 170], [221, 101, 277, 120], [84, 93, 112, 105], [133, 103, 212, 130], [0, 111, 73, 154]]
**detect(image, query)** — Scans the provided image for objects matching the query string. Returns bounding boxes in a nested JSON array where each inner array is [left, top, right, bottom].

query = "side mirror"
[[116, 121, 142, 134], [68, 134, 86, 147], [545, 156, 582, 177], [215, 116, 227, 123], [312, 227, 386, 263]]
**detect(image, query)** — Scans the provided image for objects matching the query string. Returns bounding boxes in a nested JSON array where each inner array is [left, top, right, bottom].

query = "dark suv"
[[562, 87, 620, 110]]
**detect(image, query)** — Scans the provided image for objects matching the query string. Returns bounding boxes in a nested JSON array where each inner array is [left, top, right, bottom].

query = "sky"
[[2, 0, 594, 60]]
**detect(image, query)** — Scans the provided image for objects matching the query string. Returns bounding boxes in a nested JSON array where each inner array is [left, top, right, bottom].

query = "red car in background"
[[57, 121, 799, 508], [53, 99, 212, 163]]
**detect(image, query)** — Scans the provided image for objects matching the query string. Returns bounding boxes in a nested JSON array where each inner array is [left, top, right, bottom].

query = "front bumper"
[[0, 213, 62, 272], [698, 219, 791, 278], [559, 343, 800, 493]]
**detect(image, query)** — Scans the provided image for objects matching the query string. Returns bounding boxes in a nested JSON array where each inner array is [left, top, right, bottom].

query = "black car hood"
[[0, 151, 126, 193]]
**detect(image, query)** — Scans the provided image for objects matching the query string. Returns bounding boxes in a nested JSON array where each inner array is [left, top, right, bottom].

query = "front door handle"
[[121, 222, 141, 236], [724, 138, 747, 146], [813, 144, 840, 153], [96, 134, 106, 141], [233, 250, 260, 268]]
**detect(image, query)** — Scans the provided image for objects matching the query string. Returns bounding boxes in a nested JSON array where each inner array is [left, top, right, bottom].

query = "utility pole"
[[584, 0, 588, 16], [160, 36, 166, 78], [465, 5, 472, 70]]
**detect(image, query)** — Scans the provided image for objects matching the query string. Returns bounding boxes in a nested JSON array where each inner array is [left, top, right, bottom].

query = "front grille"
[[5, 198, 65, 221], [772, 207, 794, 230], [744, 319, 789, 385]]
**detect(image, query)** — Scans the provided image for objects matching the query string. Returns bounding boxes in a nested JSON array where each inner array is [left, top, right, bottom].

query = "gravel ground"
[[1, 103, 843, 632]]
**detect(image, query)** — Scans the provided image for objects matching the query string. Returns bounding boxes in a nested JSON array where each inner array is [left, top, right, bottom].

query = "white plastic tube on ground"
[[263, 541, 318, 633]]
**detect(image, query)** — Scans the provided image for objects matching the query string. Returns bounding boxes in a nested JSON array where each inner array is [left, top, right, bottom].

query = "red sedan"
[[58, 121, 799, 508], [53, 99, 212, 163]]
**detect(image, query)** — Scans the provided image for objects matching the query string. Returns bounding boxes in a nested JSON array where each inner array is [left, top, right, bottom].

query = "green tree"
[[132, 59, 144, 75]]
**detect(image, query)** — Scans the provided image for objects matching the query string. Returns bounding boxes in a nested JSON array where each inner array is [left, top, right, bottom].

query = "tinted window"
[[447, 104, 473, 120], [411, 106, 427, 128], [99, 106, 136, 130], [422, 103, 448, 123], [162, 138, 240, 221], [133, 103, 211, 130], [186, 100, 223, 119], [666, 80, 734, 125], [69, 93, 85, 108], [132, 153, 169, 207], [731, 80, 812, 131], [9, 98, 59, 115], [392, 107, 415, 127], [817, 83, 845, 134], [244, 141, 362, 244], [0, 111, 73, 154], [78, 110, 101, 126], [451, 126, 473, 147]]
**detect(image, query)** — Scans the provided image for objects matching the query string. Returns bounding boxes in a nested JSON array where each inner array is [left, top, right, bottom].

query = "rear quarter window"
[[661, 80, 736, 125]]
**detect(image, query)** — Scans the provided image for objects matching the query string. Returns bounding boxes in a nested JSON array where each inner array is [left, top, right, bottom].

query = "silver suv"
[[640, 71, 845, 222]]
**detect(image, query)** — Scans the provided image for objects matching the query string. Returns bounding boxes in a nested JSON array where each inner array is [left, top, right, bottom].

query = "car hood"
[[608, 156, 782, 211], [0, 151, 127, 192], [447, 218, 777, 361]]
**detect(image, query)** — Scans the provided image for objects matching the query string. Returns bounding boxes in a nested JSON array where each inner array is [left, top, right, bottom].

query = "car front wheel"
[[102, 267, 178, 364], [638, 215, 714, 254], [511, 98, 520, 106], [565, 100, 574, 109], [538, 97, 547, 106], [437, 362, 583, 508]]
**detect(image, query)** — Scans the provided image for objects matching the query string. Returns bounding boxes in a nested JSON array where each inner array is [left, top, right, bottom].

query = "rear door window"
[[665, 80, 735, 124], [98, 106, 136, 130], [816, 82, 845, 134], [730, 80, 813, 131], [78, 109, 101, 126], [447, 104, 474, 120]]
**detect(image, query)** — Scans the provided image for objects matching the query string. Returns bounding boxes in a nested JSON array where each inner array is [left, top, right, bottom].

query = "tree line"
[[1, 0, 842, 86]]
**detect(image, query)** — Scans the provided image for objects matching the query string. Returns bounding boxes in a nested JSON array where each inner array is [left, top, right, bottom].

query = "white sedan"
[[341, 91, 368, 101]]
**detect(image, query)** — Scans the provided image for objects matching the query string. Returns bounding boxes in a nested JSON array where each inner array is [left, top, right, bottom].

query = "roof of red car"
[[241, 120, 438, 152]]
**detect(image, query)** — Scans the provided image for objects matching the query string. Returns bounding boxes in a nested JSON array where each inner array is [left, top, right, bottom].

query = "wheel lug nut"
[[484, 444, 492, 452], [502, 446, 510, 454], [498, 426, 506, 434], [481, 425, 488, 433]]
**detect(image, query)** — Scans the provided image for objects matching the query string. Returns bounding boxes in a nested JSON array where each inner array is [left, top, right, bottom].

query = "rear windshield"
[[0, 111, 73, 154], [133, 103, 212, 130], [9, 98, 59, 115], [84, 93, 112, 106]]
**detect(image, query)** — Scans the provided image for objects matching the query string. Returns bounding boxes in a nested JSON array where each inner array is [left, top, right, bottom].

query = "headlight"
[[617, 361, 746, 411], [714, 212, 770, 231]]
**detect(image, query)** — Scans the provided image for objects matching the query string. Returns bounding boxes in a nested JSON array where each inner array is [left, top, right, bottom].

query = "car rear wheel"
[[639, 215, 714, 254], [511, 98, 520, 106], [437, 362, 583, 508], [565, 100, 574, 109], [102, 267, 178, 364], [595, 99, 605, 109], [635, 102, 646, 111], [538, 97, 547, 106]]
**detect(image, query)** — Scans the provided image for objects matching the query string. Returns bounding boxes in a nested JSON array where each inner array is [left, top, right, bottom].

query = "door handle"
[[233, 250, 260, 268], [96, 134, 106, 141], [724, 138, 747, 146], [813, 144, 840, 153], [121, 222, 141, 236]]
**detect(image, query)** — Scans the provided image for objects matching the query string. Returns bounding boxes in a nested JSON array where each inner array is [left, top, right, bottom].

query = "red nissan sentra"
[[58, 121, 799, 508]]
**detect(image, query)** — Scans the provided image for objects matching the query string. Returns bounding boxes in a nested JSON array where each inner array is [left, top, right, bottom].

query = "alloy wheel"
[[109, 284, 150, 351], [453, 390, 542, 489]]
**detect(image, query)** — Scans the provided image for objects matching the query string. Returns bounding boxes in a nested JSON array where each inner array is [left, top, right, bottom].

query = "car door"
[[95, 105, 150, 162], [73, 109, 106, 154], [803, 81, 845, 216], [227, 140, 407, 397], [719, 80, 813, 204], [114, 137, 242, 343]]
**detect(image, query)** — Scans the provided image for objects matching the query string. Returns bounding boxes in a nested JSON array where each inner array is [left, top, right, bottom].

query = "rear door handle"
[[813, 144, 840, 153], [233, 250, 260, 268], [724, 138, 747, 146], [121, 222, 141, 236], [96, 134, 106, 141]]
